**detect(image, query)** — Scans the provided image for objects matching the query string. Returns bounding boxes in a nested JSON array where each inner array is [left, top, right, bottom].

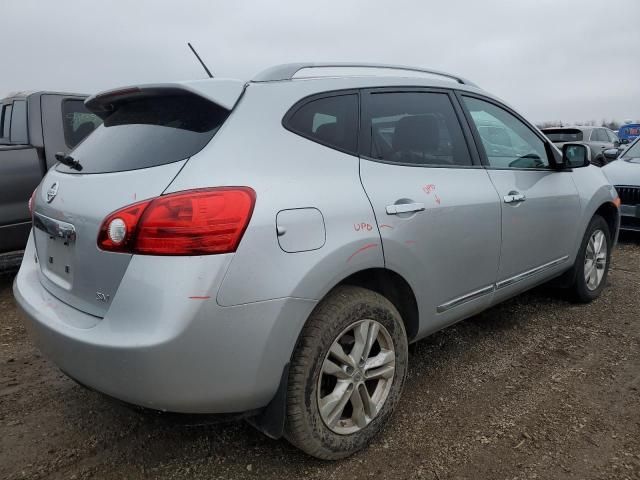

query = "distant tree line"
[[536, 120, 628, 130]]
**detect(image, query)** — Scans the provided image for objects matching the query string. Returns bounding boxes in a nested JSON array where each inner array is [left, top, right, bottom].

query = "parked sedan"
[[542, 126, 620, 167], [603, 137, 640, 231]]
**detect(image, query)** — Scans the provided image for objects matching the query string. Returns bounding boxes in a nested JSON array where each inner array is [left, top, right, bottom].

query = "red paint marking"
[[379, 224, 394, 229], [423, 184, 436, 194], [405, 240, 416, 245], [346, 243, 378, 263], [188, 296, 211, 300], [354, 222, 373, 232]]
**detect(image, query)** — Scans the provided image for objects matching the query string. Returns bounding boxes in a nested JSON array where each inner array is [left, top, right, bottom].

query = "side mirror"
[[613, 140, 620, 148], [561, 143, 591, 168], [603, 148, 619, 160]]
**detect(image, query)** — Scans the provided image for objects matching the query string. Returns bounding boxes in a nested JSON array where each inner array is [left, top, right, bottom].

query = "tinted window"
[[1, 104, 12, 140], [463, 96, 549, 169], [363, 92, 472, 166], [285, 94, 358, 154], [591, 129, 607, 142], [9, 100, 28, 144], [606, 129, 618, 143], [542, 128, 583, 142], [62, 99, 102, 148], [57, 94, 229, 174]]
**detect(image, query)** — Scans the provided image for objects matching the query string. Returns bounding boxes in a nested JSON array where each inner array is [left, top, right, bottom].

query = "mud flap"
[[246, 363, 289, 439]]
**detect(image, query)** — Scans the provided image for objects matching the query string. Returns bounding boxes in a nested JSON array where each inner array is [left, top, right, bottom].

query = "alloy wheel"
[[584, 229, 607, 291], [317, 319, 395, 435]]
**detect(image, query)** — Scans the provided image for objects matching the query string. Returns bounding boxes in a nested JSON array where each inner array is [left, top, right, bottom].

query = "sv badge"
[[96, 292, 110, 303]]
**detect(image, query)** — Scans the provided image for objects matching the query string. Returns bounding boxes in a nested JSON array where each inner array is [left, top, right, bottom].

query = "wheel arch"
[[593, 201, 619, 241], [333, 267, 420, 342], [251, 267, 419, 439]]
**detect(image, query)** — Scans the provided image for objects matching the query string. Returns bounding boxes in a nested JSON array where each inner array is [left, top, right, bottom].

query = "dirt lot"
[[1, 236, 639, 480]]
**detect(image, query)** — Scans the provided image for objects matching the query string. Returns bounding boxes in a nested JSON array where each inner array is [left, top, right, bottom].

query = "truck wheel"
[[569, 215, 611, 303], [285, 285, 408, 460]]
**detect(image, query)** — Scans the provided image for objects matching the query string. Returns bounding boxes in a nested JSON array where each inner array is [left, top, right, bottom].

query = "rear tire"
[[569, 215, 611, 303], [285, 285, 408, 460]]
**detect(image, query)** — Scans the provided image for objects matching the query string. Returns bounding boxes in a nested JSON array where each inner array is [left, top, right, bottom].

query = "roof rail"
[[252, 62, 477, 87]]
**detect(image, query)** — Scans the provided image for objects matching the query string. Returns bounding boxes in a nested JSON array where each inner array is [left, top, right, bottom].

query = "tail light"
[[98, 187, 256, 255]]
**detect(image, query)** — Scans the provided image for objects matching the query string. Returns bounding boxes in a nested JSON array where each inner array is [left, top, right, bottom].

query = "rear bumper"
[[14, 235, 317, 413]]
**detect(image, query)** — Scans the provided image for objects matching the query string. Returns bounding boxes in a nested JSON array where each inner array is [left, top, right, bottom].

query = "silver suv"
[[14, 63, 620, 459], [541, 126, 620, 167]]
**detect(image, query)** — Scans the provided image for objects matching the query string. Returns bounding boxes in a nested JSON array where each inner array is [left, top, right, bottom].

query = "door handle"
[[503, 192, 526, 204], [386, 202, 425, 215]]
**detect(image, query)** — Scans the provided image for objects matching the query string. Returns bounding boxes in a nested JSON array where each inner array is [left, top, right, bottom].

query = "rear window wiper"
[[55, 152, 83, 171]]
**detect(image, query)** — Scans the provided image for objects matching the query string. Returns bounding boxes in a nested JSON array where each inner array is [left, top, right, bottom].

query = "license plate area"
[[33, 212, 76, 289]]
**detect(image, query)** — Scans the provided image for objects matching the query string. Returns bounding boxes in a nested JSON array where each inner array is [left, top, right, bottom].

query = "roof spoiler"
[[85, 80, 245, 119]]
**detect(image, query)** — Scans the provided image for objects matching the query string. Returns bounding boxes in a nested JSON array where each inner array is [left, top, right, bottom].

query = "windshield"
[[621, 139, 640, 160], [542, 129, 583, 142]]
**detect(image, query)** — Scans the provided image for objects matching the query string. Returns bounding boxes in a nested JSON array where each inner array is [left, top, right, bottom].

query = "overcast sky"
[[2, 0, 638, 124]]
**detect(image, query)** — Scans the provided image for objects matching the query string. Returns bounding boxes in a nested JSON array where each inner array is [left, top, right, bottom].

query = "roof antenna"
[[187, 42, 214, 78]]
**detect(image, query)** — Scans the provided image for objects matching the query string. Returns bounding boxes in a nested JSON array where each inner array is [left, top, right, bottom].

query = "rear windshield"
[[542, 129, 583, 142], [57, 94, 229, 174], [62, 99, 102, 148]]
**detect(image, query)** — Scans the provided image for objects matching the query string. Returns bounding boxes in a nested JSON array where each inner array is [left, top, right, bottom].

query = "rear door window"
[[362, 91, 472, 166], [284, 93, 358, 154], [58, 94, 229, 174], [590, 129, 607, 142], [9, 100, 28, 144], [62, 99, 102, 148]]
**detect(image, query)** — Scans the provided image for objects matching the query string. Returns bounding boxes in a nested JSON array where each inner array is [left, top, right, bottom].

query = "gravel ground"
[[1, 235, 639, 480]]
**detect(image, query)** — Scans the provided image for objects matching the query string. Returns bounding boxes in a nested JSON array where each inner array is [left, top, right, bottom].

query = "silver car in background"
[[14, 63, 620, 459], [603, 137, 640, 231], [541, 126, 620, 167]]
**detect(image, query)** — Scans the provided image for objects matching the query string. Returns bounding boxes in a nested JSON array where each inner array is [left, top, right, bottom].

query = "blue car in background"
[[619, 123, 640, 144]]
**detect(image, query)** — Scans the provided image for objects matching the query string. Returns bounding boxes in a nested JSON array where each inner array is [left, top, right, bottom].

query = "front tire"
[[285, 285, 408, 460], [569, 215, 611, 302]]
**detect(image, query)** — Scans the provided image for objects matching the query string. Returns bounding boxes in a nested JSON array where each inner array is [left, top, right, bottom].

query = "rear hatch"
[[32, 81, 243, 317]]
